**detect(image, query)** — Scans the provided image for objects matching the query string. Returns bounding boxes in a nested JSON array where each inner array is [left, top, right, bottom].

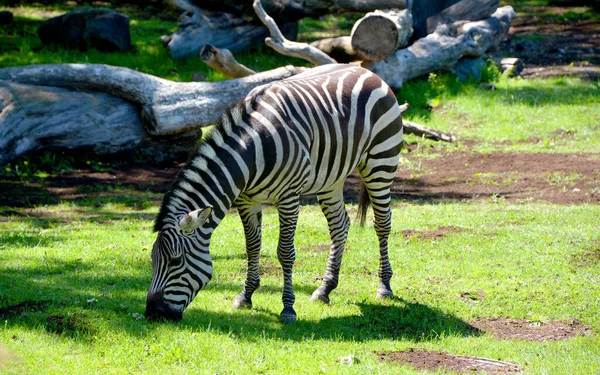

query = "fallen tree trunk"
[[367, 5, 516, 88], [0, 81, 197, 165], [350, 8, 413, 62], [0, 63, 301, 136], [425, 0, 499, 36], [165, 0, 408, 59]]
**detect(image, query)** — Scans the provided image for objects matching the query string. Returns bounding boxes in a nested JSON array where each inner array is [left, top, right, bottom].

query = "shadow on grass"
[[0, 256, 479, 343], [178, 296, 481, 343]]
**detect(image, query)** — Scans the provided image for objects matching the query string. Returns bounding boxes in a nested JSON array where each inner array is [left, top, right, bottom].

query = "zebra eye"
[[168, 254, 183, 267]]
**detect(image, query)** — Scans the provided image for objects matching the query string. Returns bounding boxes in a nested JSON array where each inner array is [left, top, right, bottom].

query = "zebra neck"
[[157, 144, 250, 231]]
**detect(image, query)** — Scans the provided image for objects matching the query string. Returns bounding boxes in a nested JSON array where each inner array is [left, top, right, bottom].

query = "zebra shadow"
[[178, 296, 481, 343]]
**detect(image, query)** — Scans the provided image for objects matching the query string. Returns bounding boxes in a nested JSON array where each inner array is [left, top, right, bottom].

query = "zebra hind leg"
[[310, 187, 350, 304], [276, 195, 300, 324], [358, 168, 396, 300], [233, 200, 262, 310]]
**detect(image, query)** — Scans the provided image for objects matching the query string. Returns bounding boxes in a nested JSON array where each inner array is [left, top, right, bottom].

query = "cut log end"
[[351, 15, 399, 61]]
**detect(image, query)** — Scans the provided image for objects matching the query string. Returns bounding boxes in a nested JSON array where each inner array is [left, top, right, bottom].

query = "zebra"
[[145, 64, 404, 324]]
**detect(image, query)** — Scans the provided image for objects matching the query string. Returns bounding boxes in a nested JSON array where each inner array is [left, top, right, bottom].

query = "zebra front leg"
[[276, 196, 300, 324], [233, 200, 262, 310], [311, 187, 350, 304]]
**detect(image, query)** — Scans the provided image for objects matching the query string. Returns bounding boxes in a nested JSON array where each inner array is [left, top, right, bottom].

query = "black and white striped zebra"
[[145, 64, 404, 324]]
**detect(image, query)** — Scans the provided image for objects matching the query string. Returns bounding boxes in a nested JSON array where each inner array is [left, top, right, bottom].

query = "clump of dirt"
[[0, 300, 51, 318], [378, 348, 522, 374], [459, 290, 486, 303], [470, 318, 593, 341], [401, 226, 463, 240], [45, 313, 92, 335]]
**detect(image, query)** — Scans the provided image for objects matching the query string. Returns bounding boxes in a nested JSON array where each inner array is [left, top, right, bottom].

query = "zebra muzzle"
[[145, 292, 183, 322]]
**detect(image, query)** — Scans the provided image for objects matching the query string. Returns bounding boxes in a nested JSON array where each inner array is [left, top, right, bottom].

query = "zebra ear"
[[178, 206, 212, 232]]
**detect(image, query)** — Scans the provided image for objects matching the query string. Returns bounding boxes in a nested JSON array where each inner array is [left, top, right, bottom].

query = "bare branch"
[[200, 44, 256, 78], [403, 120, 457, 142], [252, 0, 337, 66]]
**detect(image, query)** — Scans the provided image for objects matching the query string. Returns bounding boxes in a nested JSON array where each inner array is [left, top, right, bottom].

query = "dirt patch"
[[378, 348, 522, 374], [0, 300, 51, 318], [1, 152, 598, 208], [470, 318, 593, 341], [496, 5, 600, 80], [388, 152, 600, 204], [401, 226, 463, 240]]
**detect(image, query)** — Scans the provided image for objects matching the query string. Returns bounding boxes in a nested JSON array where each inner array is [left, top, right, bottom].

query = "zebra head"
[[145, 206, 213, 321]]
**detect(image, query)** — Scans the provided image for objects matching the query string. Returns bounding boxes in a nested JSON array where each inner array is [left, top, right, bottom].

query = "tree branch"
[[252, 0, 337, 66], [200, 44, 256, 78]]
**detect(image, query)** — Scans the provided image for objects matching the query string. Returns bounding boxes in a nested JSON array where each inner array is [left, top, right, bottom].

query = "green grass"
[[1, 202, 599, 374], [398, 73, 600, 154]]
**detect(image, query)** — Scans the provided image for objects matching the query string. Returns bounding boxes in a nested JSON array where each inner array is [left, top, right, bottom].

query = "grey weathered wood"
[[253, 0, 336, 66], [367, 6, 516, 89], [350, 9, 413, 62], [0, 81, 197, 165], [0, 63, 301, 136], [200, 44, 256, 78], [310, 36, 357, 63], [166, 0, 408, 59], [425, 0, 499, 35]]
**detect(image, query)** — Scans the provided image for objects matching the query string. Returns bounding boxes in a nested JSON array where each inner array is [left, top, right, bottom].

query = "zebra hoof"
[[376, 283, 394, 299], [310, 288, 330, 304], [280, 307, 297, 324], [232, 294, 252, 310]]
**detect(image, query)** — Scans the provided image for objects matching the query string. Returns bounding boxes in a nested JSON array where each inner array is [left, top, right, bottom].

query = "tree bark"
[[367, 5, 516, 89], [350, 8, 413, 62], [0, 63, 301, 136]]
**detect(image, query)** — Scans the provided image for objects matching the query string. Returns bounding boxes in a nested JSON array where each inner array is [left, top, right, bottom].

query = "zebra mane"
[[152, 99, 251, 232]]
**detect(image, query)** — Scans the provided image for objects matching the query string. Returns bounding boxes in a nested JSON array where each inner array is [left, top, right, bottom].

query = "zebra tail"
[[357, 181, 370, 227]]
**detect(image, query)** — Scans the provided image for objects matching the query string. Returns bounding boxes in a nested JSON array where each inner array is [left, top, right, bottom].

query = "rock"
[[500, 57, 523, 77], [0, 11, 13, 25], [37, 8, 131, 52], [452, 56, 487, 82]]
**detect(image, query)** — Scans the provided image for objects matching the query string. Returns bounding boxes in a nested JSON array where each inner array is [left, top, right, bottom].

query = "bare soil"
[[378, 348, 522, 374], [470, 318, 593, 341], [497, 6, 600, 79]]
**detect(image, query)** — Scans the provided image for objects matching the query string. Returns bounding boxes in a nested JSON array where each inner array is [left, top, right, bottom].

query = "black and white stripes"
[[145, 64, 404, 323]]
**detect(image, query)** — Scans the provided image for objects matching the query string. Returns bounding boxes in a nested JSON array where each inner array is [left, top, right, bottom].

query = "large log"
[[350, 9, 413, 62], [0, 64, 303, 164], [165, 0, 408, 59], [425, 0, 499, 36], [367, 6, 516, 89], [0, 81, 197, 165], [0, 64, 301, 136]]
